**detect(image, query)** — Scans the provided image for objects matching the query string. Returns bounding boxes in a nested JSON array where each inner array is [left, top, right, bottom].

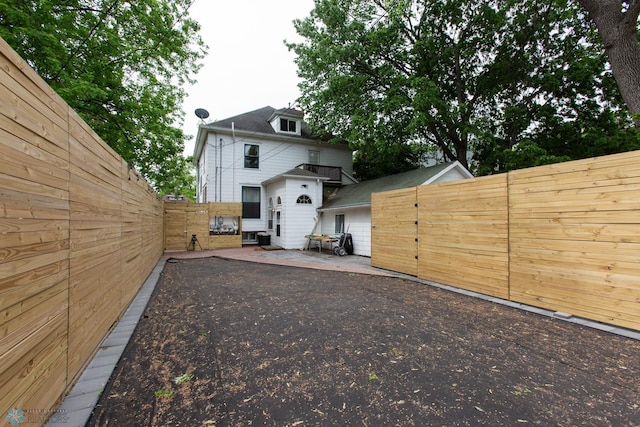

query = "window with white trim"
[[296, 195, 312, 204], [308, 150, 319, 164], [244, 144, 259, 168], [242, 186, 260, 218], [280, 118, 297, 133], [335, 214, 345, 233]]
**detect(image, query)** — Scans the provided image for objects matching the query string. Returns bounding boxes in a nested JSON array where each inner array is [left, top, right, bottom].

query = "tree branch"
[[424, 125, 456, 162], [625, 0, 640, 24]]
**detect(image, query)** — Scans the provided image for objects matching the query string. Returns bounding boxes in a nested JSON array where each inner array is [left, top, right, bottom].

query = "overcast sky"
[[181, 0, 316, 157]]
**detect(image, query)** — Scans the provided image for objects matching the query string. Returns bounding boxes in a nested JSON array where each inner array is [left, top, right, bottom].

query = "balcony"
[[298, 164, 342, 184]]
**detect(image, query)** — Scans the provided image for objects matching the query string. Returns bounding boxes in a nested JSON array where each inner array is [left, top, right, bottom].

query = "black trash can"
[[339, 233, 354, 255], [257, 232, 270, 246]]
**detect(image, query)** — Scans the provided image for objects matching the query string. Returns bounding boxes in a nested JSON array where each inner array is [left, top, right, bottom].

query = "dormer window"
[[280, 118, 297, 133], [269, 108, 303, 135]]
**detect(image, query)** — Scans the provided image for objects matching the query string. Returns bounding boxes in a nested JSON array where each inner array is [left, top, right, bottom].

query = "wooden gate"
[[164, 205, 189, 250], [371, 187, 418, 276]]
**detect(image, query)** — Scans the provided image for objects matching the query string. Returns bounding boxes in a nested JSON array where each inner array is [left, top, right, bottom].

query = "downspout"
[[232, 122, 236, 201], [212, 136, 216, 202], [219, 137, 223, 202]]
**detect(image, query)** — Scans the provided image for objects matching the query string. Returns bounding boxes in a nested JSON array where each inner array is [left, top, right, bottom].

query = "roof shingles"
[[204, 106, 316, 139], [321, 163, 455, 210]]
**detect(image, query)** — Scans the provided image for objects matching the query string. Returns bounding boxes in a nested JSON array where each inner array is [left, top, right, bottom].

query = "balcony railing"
[[298, 164, 342, 183]]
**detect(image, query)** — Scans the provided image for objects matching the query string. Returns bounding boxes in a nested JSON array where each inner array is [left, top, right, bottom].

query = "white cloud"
[[181, 0, 315, 157]]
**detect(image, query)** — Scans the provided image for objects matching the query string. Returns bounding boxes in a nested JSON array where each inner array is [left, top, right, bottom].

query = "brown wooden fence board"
[[207, 234, 242, 249], [67, 276, 122, 374], [0, 169, 69, 202], [509, 210, 639, 224], [0, 115, 68, 164], [0, 136, 69, 190], [0, 219, 68, 248], [0, 190, 69, 221], [69, 112, 121, 176], [509, 275, 638, 330], [1, 249, 69, 283], [67, 116, 123, 375], [0, 313, 67, 414], [0, 289, 67, 412], [0, 39, 68, 119], [0, 36, 163, 416], [19, 343, 68, 419], [510, 269, 640, 307], [69, 176, 122, 214], [373, 155, 640, 330], [508, 150, 640, 180], [0, 300, 67, 386], [0, 122, 68, 173], [371, 188, 418, 276], [511, 222, 640, 242], [0, 262, 68, 316], [0, 283, 67, 355], [0, 241, 70, 269], [417, 175, 510, 299], [510, 238, 640, 266], [509, 152, 640, 330], [0, 81, 68, 148]]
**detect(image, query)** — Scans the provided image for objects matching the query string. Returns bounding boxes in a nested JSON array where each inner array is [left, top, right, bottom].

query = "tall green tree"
[[0, 0, 205, 193], [289, 0, 639, 177], [576, 0, 640, 125]]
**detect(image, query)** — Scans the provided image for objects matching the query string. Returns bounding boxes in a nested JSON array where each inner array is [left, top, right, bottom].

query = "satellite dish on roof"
[[195, 108, 210, 120]]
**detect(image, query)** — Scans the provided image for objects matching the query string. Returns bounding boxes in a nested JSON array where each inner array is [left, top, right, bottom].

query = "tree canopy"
[[289, 0, 640, 178], [0, 0, 205, 194]]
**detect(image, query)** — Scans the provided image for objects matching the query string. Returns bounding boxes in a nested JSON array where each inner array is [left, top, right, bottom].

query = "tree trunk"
[[577, 0, 640, 125]]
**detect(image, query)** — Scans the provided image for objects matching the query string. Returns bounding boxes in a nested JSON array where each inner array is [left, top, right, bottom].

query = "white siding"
[[198, 130, 352, 235], [318, 207, 370, 256], [432, 167, 468, 183], [265, 180, 286, 246], [265, 177, 323, 249], [283, 178, 323, 250], [343, 207, 371, 256], [211, 135, 352, 205]]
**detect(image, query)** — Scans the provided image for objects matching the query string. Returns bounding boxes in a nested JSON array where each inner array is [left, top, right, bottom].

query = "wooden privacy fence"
[[372, 150, 640, 331], [0, 37, 163, 416], [371, 188, 418, 276], [164, 202, 242, 250]]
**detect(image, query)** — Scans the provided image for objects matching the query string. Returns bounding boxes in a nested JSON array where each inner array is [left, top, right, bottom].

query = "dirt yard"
[[87, 257, 640, 426]]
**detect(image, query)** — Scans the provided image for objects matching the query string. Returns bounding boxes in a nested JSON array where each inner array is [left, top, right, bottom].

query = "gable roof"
[[202, 106, 317, 140], [320, 161, 471, 210], [269, 108, 304, 121]]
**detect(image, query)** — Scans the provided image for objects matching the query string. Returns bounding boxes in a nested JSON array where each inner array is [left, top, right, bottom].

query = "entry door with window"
[[276, 211, 281, 237]]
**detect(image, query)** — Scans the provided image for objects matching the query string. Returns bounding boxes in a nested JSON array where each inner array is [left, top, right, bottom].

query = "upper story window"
[[280, 118, 297, 133], [296, 195, 312, 204], [269, 109, 303, 135], [308, 150, 319, 165], [244, 144, 259, 168]]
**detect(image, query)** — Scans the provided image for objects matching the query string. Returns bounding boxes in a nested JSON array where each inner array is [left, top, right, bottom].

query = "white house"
[[317, 162, 474, 256], [193, 106, 356, 246]]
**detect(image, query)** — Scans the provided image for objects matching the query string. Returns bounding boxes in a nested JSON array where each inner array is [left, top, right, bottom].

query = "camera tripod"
[[187, 234, 202, 251]]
